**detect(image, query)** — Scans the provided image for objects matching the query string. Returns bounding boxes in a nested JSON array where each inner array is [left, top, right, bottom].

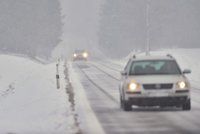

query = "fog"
[[0, 0, 62, 59], [55, 0, 200, 59], [53, 0, 104, 59], [0, 0, 200, 59], [99, 0, 200, 58]]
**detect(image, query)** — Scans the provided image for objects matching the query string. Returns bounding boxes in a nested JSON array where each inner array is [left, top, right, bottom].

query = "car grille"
[[143, 84, 173, 90]]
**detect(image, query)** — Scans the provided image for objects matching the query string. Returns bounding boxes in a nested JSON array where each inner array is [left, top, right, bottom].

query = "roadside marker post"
[[56, 60, 60, 89]]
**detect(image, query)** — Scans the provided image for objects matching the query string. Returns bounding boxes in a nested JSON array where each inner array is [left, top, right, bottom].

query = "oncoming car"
[[119, 55, 191, 111], [72, 50, 89, 61]]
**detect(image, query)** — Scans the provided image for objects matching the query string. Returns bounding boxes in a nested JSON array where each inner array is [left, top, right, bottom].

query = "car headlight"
[[177, 81, 188, 89], [83, 52, 88, 58], [73, 54, 77, 57], [128, 81, 140, 92]]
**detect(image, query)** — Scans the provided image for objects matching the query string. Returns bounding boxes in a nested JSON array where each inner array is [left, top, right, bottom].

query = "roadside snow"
[[0, 55, 72, 134], [68, 62, 105, 134]]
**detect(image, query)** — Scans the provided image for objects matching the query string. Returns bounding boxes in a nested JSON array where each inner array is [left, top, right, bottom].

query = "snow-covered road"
[[72, 48, 200, 134], [1, 48, 200, 134]]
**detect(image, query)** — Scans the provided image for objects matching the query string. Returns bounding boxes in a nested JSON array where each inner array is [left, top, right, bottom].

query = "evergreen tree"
[[99, 0, 200, 58], [0, 0, 62, 59]]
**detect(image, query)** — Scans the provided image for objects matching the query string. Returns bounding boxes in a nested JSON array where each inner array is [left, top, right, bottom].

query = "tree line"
[[0, 0, 62, 59], [99, 0, 200, 58]]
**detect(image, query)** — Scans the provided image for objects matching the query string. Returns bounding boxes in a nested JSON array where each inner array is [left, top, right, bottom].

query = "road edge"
[[68, 62, 105, 134]]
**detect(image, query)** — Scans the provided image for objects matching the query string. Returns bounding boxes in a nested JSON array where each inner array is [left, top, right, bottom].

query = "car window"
[[129, 60, 182, 75], [75, 50, 84, 53], [124, 59, 132, 73]]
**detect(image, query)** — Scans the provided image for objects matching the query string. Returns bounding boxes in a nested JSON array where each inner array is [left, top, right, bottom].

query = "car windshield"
[[75, 50, 85, 54], [129, 60, 182, 75]]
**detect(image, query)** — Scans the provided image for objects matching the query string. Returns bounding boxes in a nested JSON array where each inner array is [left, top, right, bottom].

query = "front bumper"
[[73, 57, 87, 61], [129, 96, 189, 106]]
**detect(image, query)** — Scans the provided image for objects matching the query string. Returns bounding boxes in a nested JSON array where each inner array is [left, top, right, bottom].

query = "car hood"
[[127, 75, 187, 84]]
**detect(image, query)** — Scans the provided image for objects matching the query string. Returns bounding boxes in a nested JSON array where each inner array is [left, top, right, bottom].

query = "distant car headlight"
[[73, 54, 77, 57], [83, 52, 88, 58], [128, 81, 140, 92], [177, 81, 188, 89]]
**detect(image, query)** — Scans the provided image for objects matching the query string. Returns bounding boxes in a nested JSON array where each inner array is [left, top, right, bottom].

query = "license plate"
[[148, 91, 169, 97]]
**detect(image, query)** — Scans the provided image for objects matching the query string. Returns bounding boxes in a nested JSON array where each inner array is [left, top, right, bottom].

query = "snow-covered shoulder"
[[68, 62, 105, 134], [0, 55, 70, 134]]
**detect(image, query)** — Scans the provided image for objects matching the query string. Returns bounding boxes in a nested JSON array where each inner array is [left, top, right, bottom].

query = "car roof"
[[131, 55, 175, 61], [74, 49, 85, 53]]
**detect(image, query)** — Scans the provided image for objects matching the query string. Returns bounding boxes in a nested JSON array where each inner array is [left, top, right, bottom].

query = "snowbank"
[[68, 62, 105, 134], [0, 55, 72, 134]]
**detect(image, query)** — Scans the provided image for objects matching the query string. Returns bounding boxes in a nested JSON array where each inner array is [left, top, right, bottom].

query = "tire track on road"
[[77, 64, 118, 104]]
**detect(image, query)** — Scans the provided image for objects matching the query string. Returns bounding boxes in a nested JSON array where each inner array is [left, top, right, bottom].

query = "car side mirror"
[[121, 71, 127, 76], [183, 69, 191, 74]]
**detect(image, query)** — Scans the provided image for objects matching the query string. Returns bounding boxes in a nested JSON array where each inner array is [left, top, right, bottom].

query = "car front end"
[[124, 75, 190, 107], [73, 51, 89, 61], [120, 57, 191, 111]]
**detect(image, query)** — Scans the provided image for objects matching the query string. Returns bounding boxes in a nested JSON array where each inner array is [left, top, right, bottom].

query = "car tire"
[[182, 99, 191, 111], [121, 97, 132, 111], [120, 96, 123, 108], [120, 96, 124, 108], [123, 101, 132, 111]]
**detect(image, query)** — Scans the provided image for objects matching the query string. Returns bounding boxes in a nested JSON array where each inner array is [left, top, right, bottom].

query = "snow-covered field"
[[0, 55, 73, 134], [0, 54, 104, 134]]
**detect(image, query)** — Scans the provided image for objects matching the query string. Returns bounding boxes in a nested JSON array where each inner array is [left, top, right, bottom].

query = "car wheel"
[[120, 96, 124, 108], [121, 98, 132, 111], [182, 99, 191, 111], [123, 101, 132, 111]]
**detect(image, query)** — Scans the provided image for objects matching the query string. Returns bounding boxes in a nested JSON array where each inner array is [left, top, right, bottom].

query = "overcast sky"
[[55, 0, 200, 59], [59, 0, 102, 50]]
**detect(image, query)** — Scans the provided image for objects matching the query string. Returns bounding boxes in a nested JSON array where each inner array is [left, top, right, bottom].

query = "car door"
[[120, 59, 132, 93]]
